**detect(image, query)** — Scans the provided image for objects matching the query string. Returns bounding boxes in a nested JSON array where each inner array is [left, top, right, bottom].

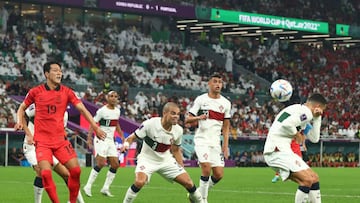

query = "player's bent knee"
[[111, 162, 119, 169], [212, 170, 224, 180], [301, 176, 313, 187], [69, 166, 81, 179], [312, 172, 319, 182], [134, 179, 146, 188], [213, 173, 223, 180]]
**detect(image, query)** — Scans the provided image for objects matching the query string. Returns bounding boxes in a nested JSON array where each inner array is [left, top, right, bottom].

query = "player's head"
[[306, 93, 327, 117], [43, 61, 62, 85], [162, 102, 180, 125], [208, 73, 223, 94], [106, 90, 119, 106]]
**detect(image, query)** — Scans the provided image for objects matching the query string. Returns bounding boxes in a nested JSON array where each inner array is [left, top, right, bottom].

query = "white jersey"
[[93, 105, 120, 140], [24, 104, 68, 143], [189, 93, 231, 146], [264, 104, 321, 154], [135, 117, 182, 162]]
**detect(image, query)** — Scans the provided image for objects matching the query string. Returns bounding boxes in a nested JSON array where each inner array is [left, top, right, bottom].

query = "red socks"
[[68, 166, 81, 203], [41, 169, 60, 203]]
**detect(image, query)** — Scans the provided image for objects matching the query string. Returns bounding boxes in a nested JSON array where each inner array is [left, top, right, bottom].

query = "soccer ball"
[[270, 79, 293, 102]]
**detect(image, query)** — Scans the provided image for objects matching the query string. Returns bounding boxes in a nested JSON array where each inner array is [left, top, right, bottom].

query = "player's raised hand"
[[94, 127, 106, 140], [313, 107, 323, 117]]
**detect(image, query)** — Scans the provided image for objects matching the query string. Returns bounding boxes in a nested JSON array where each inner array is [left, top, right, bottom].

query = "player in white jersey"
[[22, 104, 85, 203], [122, 102, 202, 203], [83, 91, 125, 197], [185, 73, 231, 203], [263, 93, 327, 203]]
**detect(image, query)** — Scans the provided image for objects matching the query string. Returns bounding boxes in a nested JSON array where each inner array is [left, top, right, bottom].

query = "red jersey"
[[24, 84, 81, 145]]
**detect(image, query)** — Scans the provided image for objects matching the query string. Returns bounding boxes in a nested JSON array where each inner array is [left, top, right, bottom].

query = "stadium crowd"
[[1, 16, 359, 139]]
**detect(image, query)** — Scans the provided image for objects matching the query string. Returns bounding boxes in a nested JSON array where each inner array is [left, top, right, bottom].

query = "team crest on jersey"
[[300, 114, 307, 121], [170, 138, 174, 145], [219, 105, 224, 112]]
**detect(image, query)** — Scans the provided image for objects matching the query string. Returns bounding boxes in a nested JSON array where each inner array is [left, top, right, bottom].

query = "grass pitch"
[[0, 166, 359, 203]]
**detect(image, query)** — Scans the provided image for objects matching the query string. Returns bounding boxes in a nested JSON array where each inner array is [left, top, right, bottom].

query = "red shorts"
[[36, 139, 77, 165], [291, 140, 302, 158]]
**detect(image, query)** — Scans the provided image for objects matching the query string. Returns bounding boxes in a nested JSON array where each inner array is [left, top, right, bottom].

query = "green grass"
[[0, 167, 359, 203]]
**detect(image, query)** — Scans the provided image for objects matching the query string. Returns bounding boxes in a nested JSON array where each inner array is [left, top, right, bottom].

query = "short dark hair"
[[209, 73, 222, 80], [43, 61, 61, 74], [307, 93, 327, 105]]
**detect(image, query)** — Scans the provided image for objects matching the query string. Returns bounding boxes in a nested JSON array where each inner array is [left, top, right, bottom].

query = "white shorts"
[[23, 143, 59, 166], [135, 156, 186, 183], [264, 151, 309, 181], [195, 145, 224, 167], [94, 137, 118, 158]]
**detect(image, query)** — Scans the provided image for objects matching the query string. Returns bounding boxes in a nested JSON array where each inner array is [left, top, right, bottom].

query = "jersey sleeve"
[[134, 119, 150, 139], [306, 116, 321, 143], [224, 99, 231, 119], [63, 111, 68, 127], [25, 104, 35, 118], [23, 89, 36, 107], [93, 108, 102, 122], [68, 88, 82, 106], [188, 97, 201, 116], [174, 126, 183, 146]]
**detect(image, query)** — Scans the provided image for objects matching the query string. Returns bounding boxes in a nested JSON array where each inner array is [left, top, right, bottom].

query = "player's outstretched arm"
[[222, 119, 230, 159], [14, 102, 27, 131], [171, 145, 184, 167], [184, 113, 207, 124], [123, 133, 137, 151], [116, 123, 125, 143], [22, 115, 34, 145], [75, 102, 106, 140], [87, 126, 94, 149]]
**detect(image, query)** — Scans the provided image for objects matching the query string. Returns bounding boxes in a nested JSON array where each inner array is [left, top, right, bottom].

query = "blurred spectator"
[[8, 147, 26, 166]]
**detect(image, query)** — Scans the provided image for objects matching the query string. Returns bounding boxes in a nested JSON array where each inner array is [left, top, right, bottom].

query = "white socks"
[[84, 168, 99, 188], [123, 187, 138, 203], [77, 190, 85, 203], [189, 188, 203, 203], [101, 170, 116, 191], [34, 186, 44, 203], [295, 189, 309, 203], [309, 190, 321, 203], [199, 178, 209, 201]]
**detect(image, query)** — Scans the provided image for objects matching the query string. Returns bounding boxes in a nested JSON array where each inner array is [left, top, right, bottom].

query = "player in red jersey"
[[15, 61, 106, 203]]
